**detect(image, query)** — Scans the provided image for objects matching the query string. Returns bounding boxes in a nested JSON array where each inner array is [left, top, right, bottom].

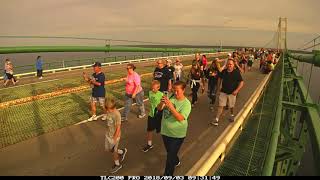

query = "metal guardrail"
[[262, 54, 284, 175], [0, 52, 227, 80]]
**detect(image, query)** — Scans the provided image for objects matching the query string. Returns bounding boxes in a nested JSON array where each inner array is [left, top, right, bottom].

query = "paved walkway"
[[0, 62, 266, 175]]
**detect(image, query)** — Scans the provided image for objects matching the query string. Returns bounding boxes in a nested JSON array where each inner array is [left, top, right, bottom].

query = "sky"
[[0, 0, 319, 49]]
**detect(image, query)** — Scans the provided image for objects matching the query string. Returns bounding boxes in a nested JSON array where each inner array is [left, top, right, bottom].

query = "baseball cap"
[[228, 53, 232, 57], [92, 62, 102, 67]]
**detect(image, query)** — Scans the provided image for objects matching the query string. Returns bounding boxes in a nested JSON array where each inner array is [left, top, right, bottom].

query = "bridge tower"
[[277, 17, 287, 50]]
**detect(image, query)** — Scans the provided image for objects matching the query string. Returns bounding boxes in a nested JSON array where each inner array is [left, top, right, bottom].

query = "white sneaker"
[[88, 115, 97, 121], [101, 115, 107, 121], [39, 77, 43, 79], [138, 114, 146, 119]]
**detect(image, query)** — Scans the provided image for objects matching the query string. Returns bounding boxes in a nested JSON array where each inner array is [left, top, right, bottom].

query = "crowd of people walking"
[[2, 47, 279, 175], [80, 48, 279, 175]]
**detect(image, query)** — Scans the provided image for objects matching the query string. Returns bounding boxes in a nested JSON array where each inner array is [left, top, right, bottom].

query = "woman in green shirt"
[[158, 81, 192, 176]]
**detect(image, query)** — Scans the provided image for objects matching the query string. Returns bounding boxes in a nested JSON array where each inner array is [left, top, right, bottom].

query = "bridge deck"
[[0, 60, 266, 175]]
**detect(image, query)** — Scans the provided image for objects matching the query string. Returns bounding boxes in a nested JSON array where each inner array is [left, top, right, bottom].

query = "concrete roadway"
[[0, 58, 266, 176]]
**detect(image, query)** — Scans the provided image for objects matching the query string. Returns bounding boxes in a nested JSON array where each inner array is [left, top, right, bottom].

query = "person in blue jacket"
[[36, 56, 43, 79]]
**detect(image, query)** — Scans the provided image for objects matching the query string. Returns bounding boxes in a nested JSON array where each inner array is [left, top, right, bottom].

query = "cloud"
[[0, 0, 319, 49]]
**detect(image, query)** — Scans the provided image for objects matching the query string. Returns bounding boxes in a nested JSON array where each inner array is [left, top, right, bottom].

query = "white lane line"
[[75, 98, 150, 125], [0, 79, 60, 90]]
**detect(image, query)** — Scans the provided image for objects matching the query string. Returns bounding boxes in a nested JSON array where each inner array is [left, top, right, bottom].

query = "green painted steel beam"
[[0, 46, 215, 54], [262, 55, 284, 176], [288, 50, 313, 55], [288, 50, 320, 67], [282, 101, 309, 111]]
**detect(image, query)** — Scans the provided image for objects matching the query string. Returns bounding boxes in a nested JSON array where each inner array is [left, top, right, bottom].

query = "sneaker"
[[101, 115, 107, 121], [39, 77, 43, 80], [121, 117, 128, 122], [120, 148, 127, 162], [87, 115, 97, 121], [210, 119, 219, 126], [138, 114, 146, 119], [109, 164, 122, 174], [229, 115, 235, 122], [142, 144, 154, 152], [210, 106, 214, 110], [175, 161, 181, 167]]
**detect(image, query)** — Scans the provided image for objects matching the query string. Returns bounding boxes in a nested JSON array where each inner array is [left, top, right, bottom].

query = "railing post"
[[62, 60, 65, 68]]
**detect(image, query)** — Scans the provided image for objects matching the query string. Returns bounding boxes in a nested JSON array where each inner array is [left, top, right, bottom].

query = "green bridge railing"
[[214, 50, 320, 176], [263, 50, 320, 175]]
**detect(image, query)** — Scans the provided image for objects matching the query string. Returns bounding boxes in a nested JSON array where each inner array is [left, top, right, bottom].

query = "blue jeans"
[[121, 90, 145, 120], [162, 135, 185, 176]]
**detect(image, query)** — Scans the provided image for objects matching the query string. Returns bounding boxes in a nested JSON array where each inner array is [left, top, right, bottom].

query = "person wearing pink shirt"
[[121, 63, 146, 122]]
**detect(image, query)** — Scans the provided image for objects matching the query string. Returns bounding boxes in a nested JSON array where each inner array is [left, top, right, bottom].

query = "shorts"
[[248, 60, 253, 67], [90, 97, 105, 107], [219, 92, 237, 108], [5, 73, 14, 80], [147, 115, 162, 133], [105, 135, 120, 152]]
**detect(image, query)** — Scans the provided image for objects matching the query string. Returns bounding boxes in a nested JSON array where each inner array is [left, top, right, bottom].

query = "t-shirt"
[[36, 59, 43, 70], [190, 69, 202, 80], [154, 67, 172, 92], [125, 72, 142, 95], [174, 63, 183, 76], [92, 72, 106, 97], [218, 69, 243, 94], [206, 66, 219, 81], [161, 97, 191, 138], [105, 110, 121, 138], [192, 59, 203, 67], [4, 62, 13, 74], [148, 91, 164, 117]]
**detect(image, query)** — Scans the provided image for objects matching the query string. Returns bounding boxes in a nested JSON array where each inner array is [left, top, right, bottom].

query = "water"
[[0, 52, 176, 74], [0, 52, 163, 67]]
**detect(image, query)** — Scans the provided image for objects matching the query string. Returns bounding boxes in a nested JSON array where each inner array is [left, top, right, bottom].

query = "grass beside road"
[[0, 63, 192, 149]]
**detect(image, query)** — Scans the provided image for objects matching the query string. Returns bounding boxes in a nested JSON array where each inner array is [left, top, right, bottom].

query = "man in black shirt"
[[211, 59, 244, 126], [154, 59, 172, 92], [83, 62, 107, 121]]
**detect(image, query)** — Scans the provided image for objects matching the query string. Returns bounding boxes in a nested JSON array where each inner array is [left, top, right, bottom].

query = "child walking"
[[142, 80, 164, 152], [104, 98, 127, 174]]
